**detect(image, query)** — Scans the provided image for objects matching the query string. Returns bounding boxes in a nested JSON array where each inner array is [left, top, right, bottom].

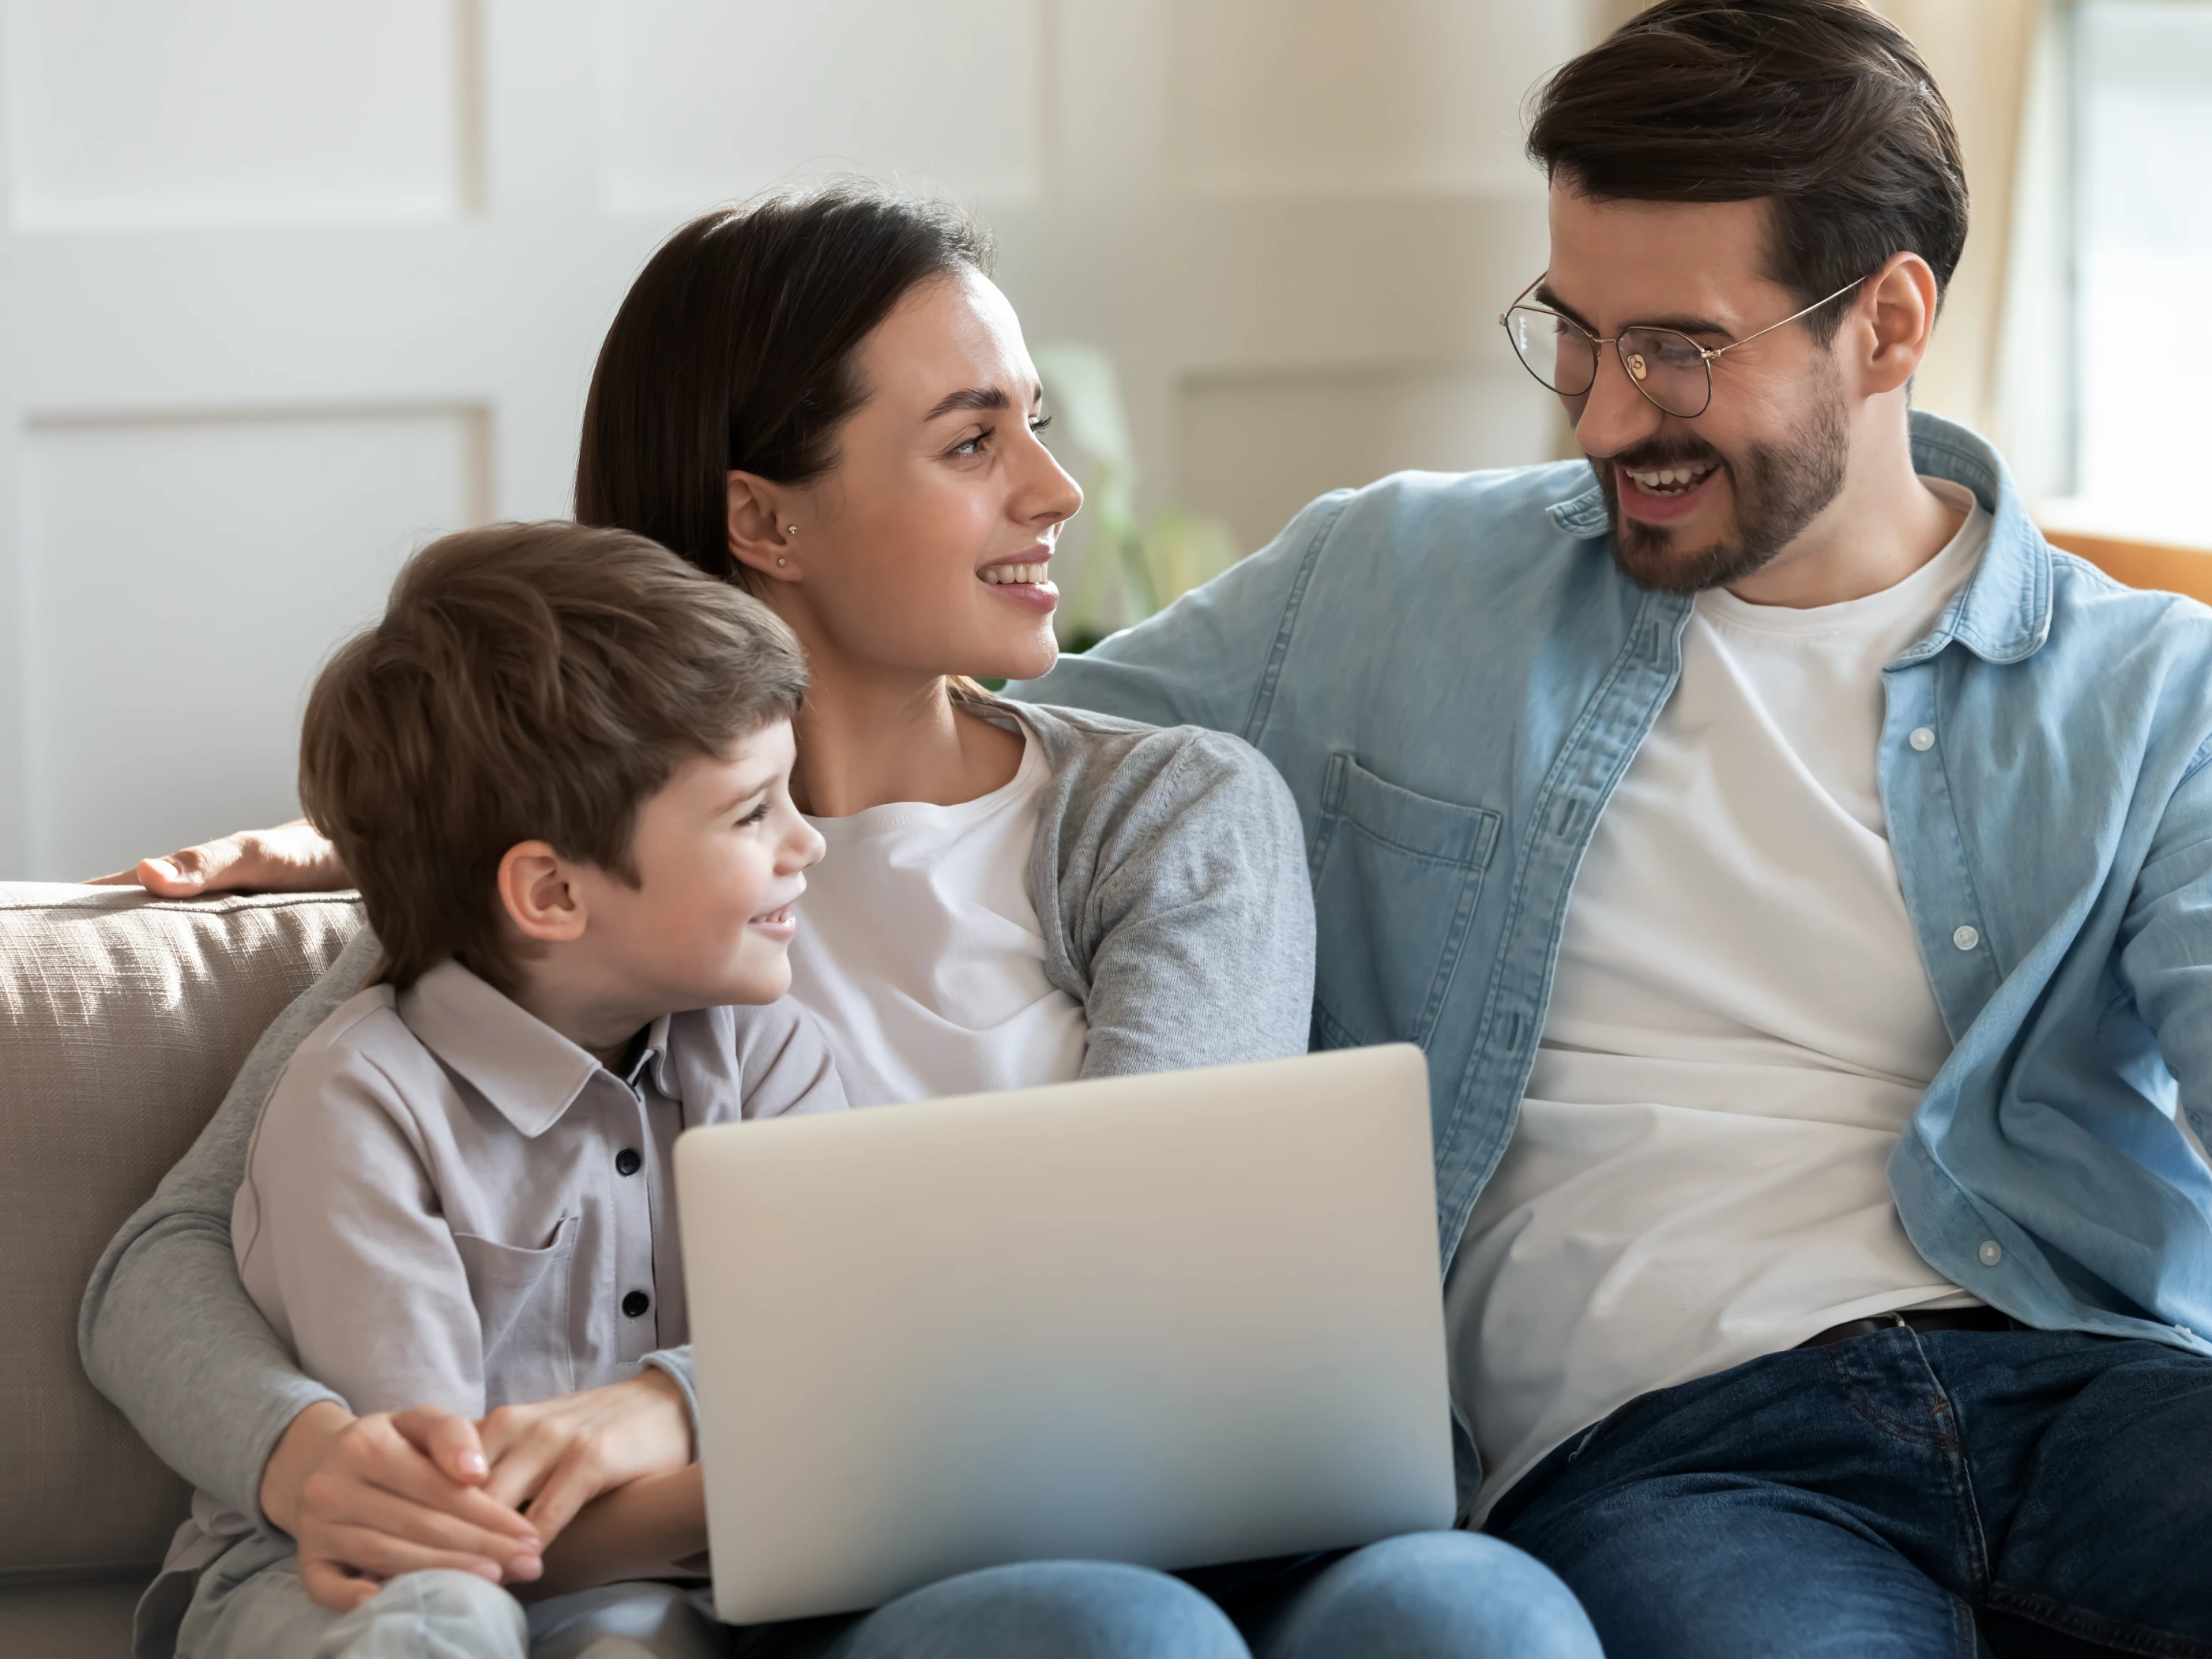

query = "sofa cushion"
[[0, 883, 363, 1578]]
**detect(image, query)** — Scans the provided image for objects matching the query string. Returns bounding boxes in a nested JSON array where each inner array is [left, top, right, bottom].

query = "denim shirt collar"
[[1542, 409, 2052, 669]]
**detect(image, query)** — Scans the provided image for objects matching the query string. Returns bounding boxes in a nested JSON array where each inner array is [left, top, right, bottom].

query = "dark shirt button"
[[622, 1290, 651, 1319], [615, 1147, 642, 1177]]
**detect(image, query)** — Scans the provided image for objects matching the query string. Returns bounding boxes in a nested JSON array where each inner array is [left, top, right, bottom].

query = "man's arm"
[[2119, 740, 2212, 1170], [1015, 490, 1349, 737]]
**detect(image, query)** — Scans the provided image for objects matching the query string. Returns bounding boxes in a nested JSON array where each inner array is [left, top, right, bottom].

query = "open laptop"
[[674, 1042, 1455, 1625]]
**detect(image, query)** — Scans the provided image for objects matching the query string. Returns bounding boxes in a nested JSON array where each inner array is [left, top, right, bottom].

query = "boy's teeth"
[[983, 562, 1048, 585]]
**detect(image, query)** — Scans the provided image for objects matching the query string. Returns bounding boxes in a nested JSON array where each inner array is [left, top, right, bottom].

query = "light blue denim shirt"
[[1020, 411, 2212, 1360]]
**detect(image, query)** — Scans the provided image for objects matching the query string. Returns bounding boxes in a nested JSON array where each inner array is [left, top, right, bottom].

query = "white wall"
[[0, 0, 1583, 879]]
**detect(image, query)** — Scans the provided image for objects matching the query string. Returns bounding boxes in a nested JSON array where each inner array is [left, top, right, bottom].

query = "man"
[[1026, 2, 2212, 1653]]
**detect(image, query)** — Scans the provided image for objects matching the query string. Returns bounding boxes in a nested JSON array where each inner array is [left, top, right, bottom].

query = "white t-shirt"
[[788, 717, 1089, 1107], [1447, 478, 1993, 1518]]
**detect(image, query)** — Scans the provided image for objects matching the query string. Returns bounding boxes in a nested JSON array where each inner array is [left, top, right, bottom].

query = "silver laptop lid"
[[675, 1042, 1454, 1624]]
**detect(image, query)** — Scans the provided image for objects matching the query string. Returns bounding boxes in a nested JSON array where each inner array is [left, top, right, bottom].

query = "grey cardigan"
[[79, 701, 1316, 1525]]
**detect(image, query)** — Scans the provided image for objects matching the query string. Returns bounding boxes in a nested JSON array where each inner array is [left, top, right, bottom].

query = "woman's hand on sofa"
[[474, 1368, 695, 1549], [264, 1401, 546, 1612], [85, 818, 351, 897]]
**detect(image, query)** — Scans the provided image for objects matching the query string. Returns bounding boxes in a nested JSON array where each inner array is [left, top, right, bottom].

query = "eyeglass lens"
[[1504, 307, 1713, 419]]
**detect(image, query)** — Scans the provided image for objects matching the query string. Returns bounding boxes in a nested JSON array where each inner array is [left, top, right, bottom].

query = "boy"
[[171, 522, 844, 1658]]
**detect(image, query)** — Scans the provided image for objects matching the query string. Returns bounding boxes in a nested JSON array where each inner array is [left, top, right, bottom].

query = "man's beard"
[[1597, 382, 1849, 596]]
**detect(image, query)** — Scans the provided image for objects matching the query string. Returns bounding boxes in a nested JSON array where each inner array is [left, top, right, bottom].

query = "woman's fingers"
[[327, 1416, 540, 1544], [391, 1404, 492, 1488], [298, 1558, 389, 1615], [295, 1524, 528, 1614], [79, 820, 349, 894], [312, 1470, 538, 1563]]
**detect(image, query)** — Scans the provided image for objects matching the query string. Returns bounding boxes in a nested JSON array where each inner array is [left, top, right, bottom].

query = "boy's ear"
[[727, 471, 802, 585], [497, 841, 587, 943]]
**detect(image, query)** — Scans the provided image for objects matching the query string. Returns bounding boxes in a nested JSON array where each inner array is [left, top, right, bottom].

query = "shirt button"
[[615, 1147, 642, 1177], [1953, 925, 1981, 951], [622, 1290, 651, 1319], [1978, 1240, 2003, 1267], [1909, 727, 1936, 751]]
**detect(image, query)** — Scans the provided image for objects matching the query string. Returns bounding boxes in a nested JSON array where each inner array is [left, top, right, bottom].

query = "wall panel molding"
[[595, 0, 1047, 216], [14, 404, 488, 878], [6, 0, 483, 230]]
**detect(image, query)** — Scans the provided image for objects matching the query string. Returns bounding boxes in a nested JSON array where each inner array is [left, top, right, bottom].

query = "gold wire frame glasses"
[[1498, 275, 1868, 419]]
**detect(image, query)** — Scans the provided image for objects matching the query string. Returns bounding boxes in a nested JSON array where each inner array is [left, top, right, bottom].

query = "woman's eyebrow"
[[924, 386, 1010, 420]]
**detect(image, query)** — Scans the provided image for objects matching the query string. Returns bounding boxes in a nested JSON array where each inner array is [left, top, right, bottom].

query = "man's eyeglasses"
[[1498, 276, 1867, 419]]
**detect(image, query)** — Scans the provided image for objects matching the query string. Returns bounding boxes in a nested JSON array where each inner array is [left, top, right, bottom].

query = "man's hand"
[[85, 819, 349, 897], [261, 1401, 544, 1613], [476, 1369, 694, 1549]]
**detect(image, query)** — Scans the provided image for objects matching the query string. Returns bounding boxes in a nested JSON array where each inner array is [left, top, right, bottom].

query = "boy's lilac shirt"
[[232, 958, 845, 1423]]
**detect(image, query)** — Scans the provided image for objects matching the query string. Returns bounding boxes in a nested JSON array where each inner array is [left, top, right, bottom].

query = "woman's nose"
[[1021, 428, 1084, 529]]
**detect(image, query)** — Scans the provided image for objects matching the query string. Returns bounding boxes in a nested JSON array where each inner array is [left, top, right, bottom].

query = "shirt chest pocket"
[[452, 1214, 579, 1409], [1309, 753, 1501, 1051]]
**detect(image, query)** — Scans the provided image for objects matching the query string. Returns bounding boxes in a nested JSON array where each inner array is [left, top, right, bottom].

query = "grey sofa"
[[0, 882, 363, 1657]]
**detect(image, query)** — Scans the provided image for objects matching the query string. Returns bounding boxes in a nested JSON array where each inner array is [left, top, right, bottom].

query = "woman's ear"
[[497, 841, 589, 944], [728, 472, 802, 585]]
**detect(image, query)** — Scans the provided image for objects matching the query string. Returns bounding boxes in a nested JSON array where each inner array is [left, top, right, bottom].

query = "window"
[[2061, 1, 2212, 547]]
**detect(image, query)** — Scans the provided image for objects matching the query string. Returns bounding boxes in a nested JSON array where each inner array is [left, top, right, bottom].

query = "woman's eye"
[[951, 427, 991, 457], [1029, 414, 1053, 435]]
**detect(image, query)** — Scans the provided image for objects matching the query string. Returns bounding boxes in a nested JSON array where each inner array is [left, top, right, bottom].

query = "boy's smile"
[[497, 718, 826, 1062]]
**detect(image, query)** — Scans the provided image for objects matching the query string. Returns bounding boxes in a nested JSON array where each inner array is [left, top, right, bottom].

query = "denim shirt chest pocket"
[[1308, 753, 1501, 1051], [452, 1213, 580, 1409]]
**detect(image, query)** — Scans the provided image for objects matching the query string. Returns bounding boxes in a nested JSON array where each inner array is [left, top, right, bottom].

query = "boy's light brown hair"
[[300, 521, 807, 994]]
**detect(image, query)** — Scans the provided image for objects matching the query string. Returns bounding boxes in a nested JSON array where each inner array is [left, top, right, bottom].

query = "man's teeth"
[[1624, 462, 1718, 495], [982, 562, 1050, 585]]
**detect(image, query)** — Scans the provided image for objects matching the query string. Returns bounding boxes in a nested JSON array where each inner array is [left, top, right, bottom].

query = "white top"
[[788, 717, 1089, 1107], [1448, 479, 1994, 1518]]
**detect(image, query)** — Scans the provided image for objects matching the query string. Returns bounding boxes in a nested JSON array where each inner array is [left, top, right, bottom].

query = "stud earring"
[[787, 525, 799, 536], [777, 557, 788, 567]]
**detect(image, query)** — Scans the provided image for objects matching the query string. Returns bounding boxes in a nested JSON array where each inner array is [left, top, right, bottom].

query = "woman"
[[88, 184, 1593, 1658]]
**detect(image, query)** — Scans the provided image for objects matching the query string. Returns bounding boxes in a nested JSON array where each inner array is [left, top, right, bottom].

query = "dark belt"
[[1800, 1306, 2018, 1349]]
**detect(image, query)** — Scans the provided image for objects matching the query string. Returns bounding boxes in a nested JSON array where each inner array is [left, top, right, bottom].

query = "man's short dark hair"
[[299, 522, 807, 993], [1527, 0, 1969, 341]]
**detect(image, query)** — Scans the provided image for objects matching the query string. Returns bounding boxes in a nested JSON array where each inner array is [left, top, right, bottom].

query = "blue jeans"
[[732, 1533, 1599, 1659], [1485, 1326, 2212, 1657]]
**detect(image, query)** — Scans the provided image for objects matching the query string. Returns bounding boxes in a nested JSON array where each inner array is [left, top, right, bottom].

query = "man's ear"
[[728, 472, 803, 585], [1857, 250, 1939, 397], [497, 841, 588, 944]]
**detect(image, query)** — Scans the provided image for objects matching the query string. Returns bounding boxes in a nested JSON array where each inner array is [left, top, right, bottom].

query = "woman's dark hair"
[[574, 180, 995, 584], [1526, 0, 1969, 342]]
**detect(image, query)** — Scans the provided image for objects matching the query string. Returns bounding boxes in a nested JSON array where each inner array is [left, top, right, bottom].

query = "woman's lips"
[[982, 577, 1059, 615], [979, 556, 1058, 615]]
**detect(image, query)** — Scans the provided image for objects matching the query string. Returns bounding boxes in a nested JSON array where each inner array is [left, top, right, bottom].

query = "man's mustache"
[[1593, 441, 1729, 476]]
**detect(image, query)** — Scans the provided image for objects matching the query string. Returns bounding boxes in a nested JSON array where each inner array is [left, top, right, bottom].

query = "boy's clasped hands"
[[261, 1367, 694, 1612]]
